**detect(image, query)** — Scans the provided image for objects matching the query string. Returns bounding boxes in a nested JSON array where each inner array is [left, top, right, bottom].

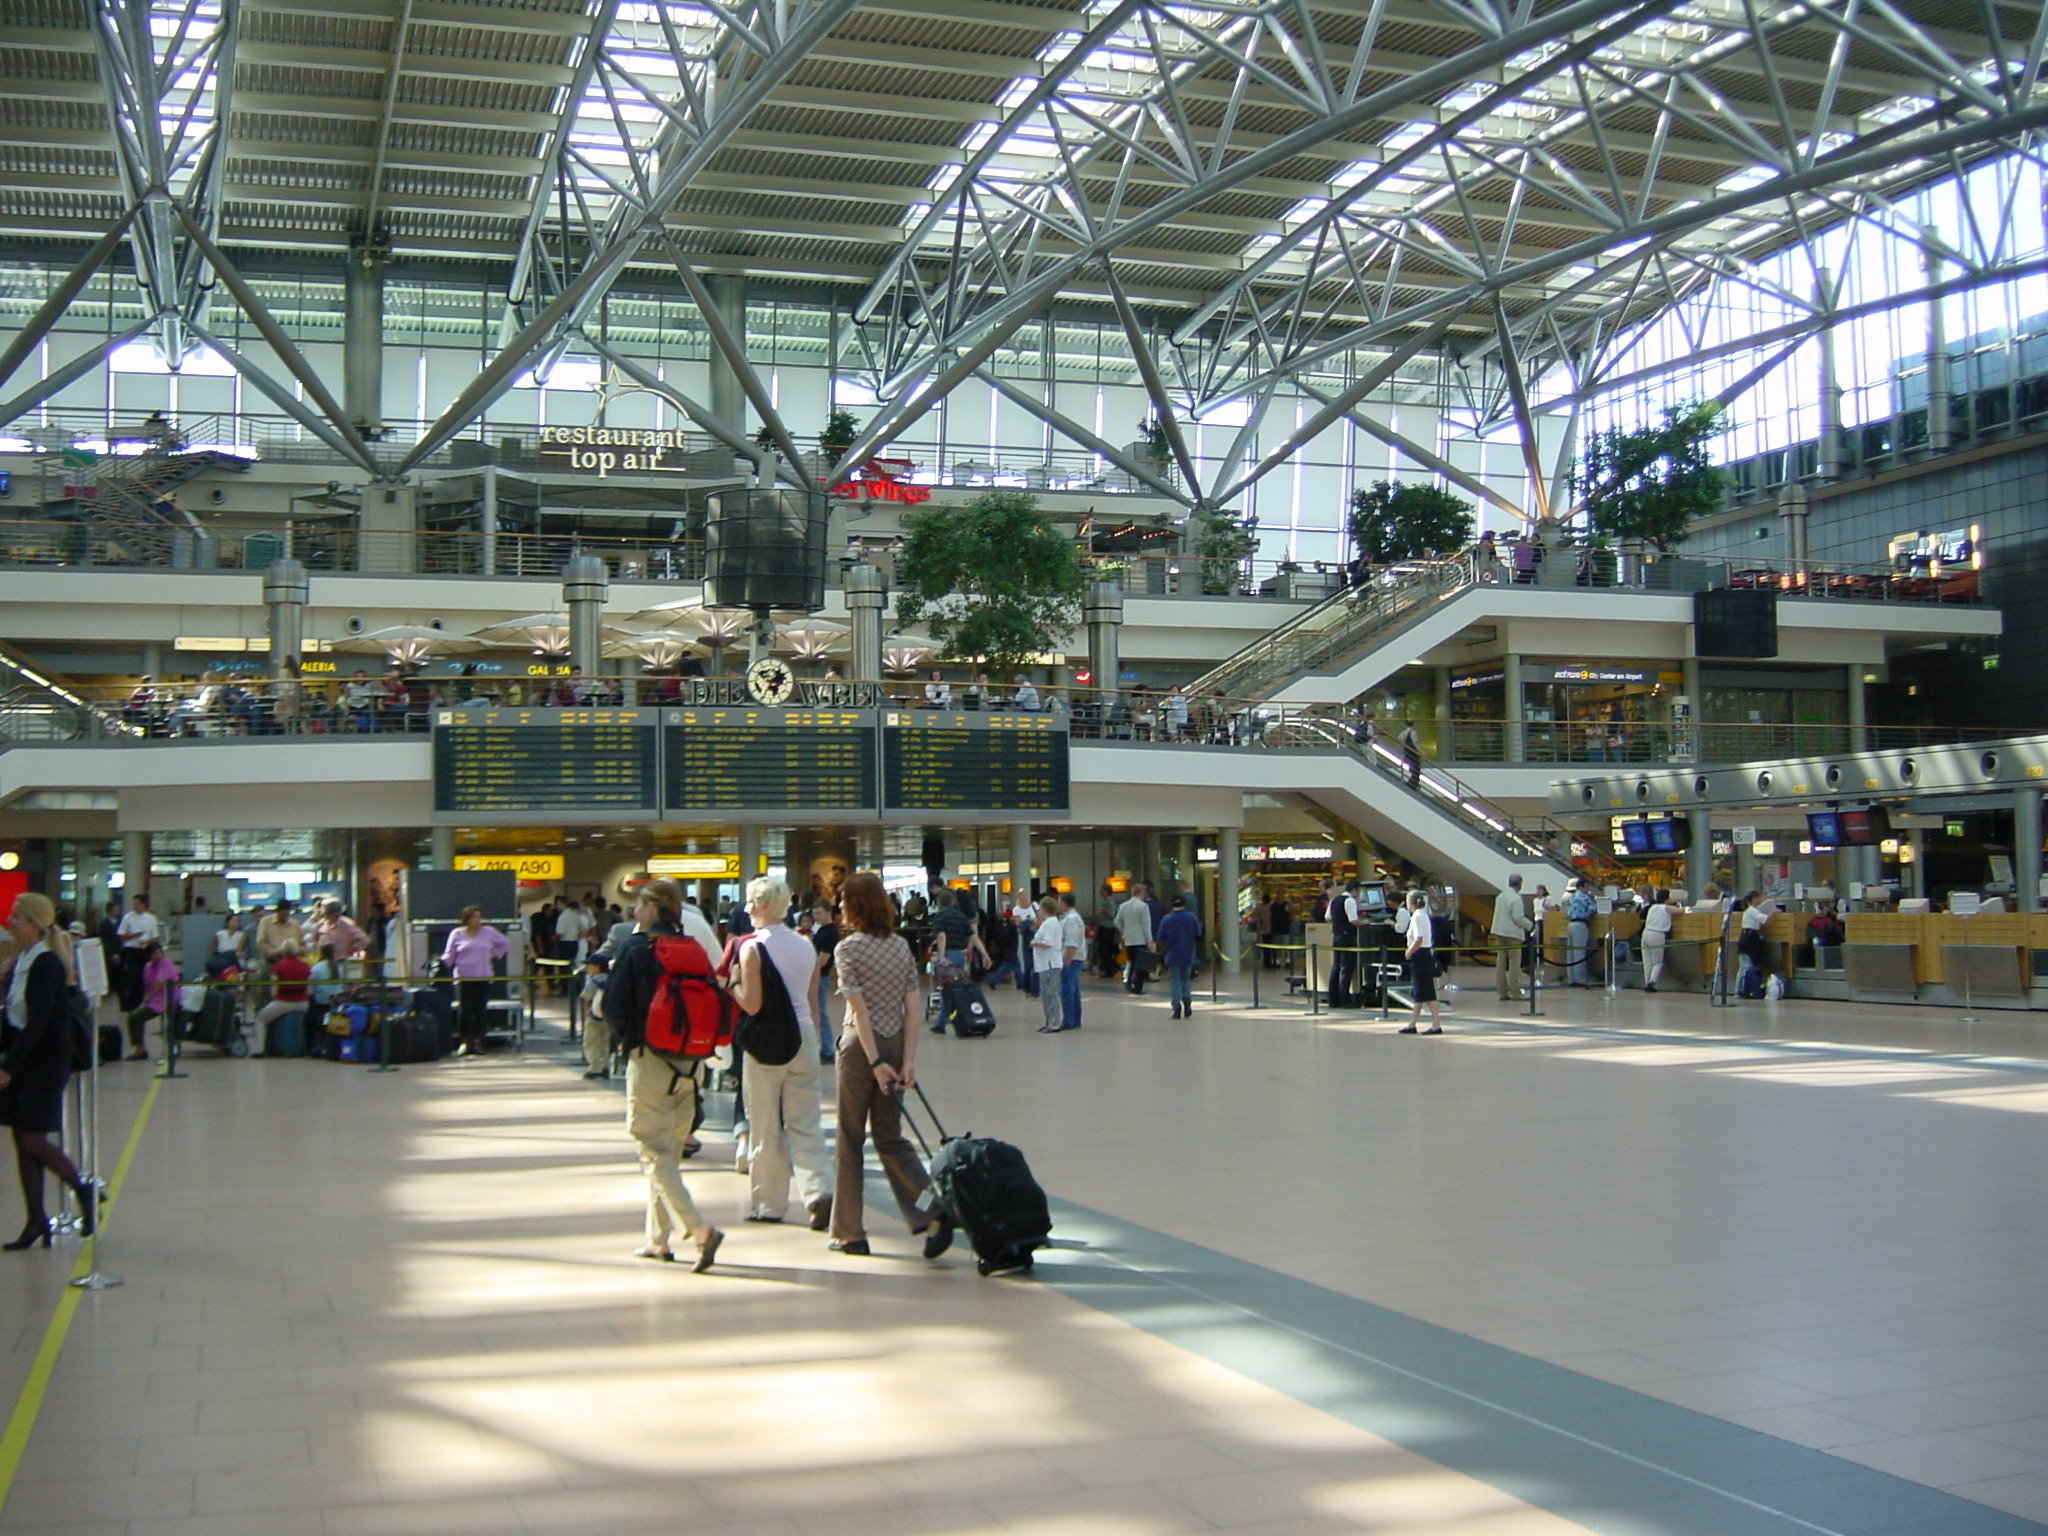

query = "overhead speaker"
[[345, 615, 366, 634], [703, 488, 829, 611]]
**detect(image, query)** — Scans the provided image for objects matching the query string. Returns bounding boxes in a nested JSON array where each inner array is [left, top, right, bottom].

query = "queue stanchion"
[[155, 1007, 186, 1080], [1307, 945, 1320, 1016], [51, 1072, 85, 1236], [1249, 946, 1260, 1009], [1210, 945, 1220, 1005], [71, 1028, 120, 1292], [1526, 936, 1544, 1017], [1604, 928, 1618, 995]]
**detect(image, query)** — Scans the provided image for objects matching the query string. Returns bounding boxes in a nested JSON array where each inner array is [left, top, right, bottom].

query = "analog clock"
[[745, 657, 797, 706]]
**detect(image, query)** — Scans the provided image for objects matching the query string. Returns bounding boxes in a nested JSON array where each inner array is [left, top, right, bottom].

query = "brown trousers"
[[831, 1032, 944, 1244]]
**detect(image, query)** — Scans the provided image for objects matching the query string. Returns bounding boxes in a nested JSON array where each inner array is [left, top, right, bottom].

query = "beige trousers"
[[742, 1042, 829, 1220], [625, 1050, 708, 1247], [1493, 937, 1525, 1000]]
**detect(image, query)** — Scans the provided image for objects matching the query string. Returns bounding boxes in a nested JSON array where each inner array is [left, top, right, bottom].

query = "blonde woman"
[[0, 893, 97, 1248]]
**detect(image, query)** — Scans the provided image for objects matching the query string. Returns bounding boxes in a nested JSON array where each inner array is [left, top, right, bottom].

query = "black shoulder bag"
[[736, 940, 804, 1066]]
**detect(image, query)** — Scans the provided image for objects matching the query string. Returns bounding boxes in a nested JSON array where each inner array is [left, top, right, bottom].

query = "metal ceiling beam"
[[975, 368, 1193, 506], [397, 0, 866, 475]]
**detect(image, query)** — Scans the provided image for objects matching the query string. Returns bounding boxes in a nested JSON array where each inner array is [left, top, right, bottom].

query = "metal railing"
[[1423, 716, 2007, 766], [1195, 548, 1985, 703], [0, 515, 1325, 599], [2, 407, 1187, 495]]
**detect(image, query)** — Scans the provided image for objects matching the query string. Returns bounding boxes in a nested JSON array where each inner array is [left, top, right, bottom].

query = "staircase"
[[41, 446, 252, 564], [1193, 555, 1481, 702], [1269, 714, 1580, 885]]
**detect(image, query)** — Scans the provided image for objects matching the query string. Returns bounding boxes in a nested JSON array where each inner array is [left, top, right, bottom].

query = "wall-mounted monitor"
[[1807, 811, 1843, 847], [1839, 807, 1892, 845], [1646, 820, 1690, 854], [1619, 821, 1653, 855]]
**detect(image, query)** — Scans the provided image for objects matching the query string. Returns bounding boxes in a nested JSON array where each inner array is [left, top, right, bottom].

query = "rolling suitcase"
[[380, 1011, 446, 1064], [903, 1087, 1050, 1276], [265, 1010, 308, 1059], [942, 979, 996, 1038], [186, 987, 244, 1054], [98, 1023, 123, 1063]]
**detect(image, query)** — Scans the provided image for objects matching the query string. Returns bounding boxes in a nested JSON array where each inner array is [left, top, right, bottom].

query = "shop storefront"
[[1522, 661, 1686, 764]]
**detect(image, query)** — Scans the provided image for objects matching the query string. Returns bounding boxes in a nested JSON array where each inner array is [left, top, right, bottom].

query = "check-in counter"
[[1842, 912, 2042, 1005]]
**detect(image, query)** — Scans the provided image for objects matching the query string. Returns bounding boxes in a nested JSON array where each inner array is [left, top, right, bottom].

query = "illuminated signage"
[[829, 457, 931, 504], [537, 425, 695, 476], [1537, 664, 1654, 685], [454, 854, 565, 879], [647, 854, 741, 878]]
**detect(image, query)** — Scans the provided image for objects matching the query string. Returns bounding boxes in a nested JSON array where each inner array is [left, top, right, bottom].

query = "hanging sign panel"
[[664, 708, 878, 818], [432, 709, 660, 820], [882, 711, 1070, 816]]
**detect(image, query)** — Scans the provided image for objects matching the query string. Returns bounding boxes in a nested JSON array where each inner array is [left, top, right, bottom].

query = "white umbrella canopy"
[[333, 624, 481, 667], [880, 632, 940, 677], [473, 611, 628, 655], [773, 617, 849, 661], [603, 630, 707, 668], [629, 602, 804, 642]]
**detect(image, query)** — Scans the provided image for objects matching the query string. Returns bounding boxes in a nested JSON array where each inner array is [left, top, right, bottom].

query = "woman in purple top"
[[441, 906, 509, 1056]]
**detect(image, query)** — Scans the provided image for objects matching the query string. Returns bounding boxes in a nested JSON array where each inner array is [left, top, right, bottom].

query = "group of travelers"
[[593, 873, 957, 1273]]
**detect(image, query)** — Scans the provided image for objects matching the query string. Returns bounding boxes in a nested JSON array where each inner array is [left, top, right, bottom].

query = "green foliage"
[[1346, 480, 1475, 565], [752, 423, 778, 450], [1570, 401, 1727, 550], [1136, 417, 1172, 463], [895, 490, 1089, 678], [1186, 503, 1258, 594], [820, 408, 861, 451]]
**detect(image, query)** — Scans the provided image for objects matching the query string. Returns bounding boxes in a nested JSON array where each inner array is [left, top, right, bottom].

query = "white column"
[[1009, 823, 1032, 902]]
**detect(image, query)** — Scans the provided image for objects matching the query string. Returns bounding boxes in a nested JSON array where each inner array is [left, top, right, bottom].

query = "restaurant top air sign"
[[538, 425, 694, 476]]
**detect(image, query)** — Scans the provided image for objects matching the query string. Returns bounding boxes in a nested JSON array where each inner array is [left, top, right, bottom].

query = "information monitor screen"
[[432, 709, 659, 819], [883, 712, 1070, 814], [664, 708, 876, 815]]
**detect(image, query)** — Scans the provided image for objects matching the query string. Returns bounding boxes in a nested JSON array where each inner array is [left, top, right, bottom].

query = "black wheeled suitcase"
[[904, 1087, 1050, 1276], [381, 1011, 447, 1064], [943, 980, 996, 1038], [408, 988, 459, 1056], [185, 988, 244, 1053]]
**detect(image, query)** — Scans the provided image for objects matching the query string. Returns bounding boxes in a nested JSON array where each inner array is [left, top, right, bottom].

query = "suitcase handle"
[[894, 1083, 952, 1157]]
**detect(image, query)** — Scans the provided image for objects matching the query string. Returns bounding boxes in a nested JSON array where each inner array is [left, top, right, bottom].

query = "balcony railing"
[[1, 407, 1183, 495], [0, 516, 1324, 598]]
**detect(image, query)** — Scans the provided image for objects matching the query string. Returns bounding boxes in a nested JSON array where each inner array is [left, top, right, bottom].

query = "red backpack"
[[642, 933, 735, 1058]]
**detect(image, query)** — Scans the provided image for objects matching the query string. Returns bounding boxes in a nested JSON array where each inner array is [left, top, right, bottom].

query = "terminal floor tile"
[[0, 971, 2044, 1535]]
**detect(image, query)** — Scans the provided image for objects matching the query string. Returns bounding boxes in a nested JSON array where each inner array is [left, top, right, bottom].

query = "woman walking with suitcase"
[[828, 872, 954, 1259]]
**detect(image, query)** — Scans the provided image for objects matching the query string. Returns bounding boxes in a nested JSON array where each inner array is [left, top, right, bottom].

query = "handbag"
[[735, 939, 804, 1067]]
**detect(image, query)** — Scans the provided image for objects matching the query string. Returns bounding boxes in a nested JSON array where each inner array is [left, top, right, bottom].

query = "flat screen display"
[[1647, 820, 1689, 854], [1807, 811, 1843, 847], [1619, 821, 1653, 855], [1839, 807, 1892, 845]]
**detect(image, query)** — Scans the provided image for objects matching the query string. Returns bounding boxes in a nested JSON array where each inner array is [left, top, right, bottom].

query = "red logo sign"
[[828, 457, 932, 504]]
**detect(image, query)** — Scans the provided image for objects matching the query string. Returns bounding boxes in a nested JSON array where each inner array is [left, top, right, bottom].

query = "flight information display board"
[[665, 708, 877, 819], [883, 711, 1070, 815], [433, 708, 660, 819]]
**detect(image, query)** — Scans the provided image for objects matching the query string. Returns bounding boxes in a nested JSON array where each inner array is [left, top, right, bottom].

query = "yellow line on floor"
[[0, 1072, 163, 1517]]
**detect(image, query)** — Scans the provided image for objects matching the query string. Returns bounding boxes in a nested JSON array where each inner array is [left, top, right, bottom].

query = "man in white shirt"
[[554, 898, 591, 994], [1057, 893, 1086, 1030], [1489, 874, 1533, 1002], [114, 894, 161, 1010]]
